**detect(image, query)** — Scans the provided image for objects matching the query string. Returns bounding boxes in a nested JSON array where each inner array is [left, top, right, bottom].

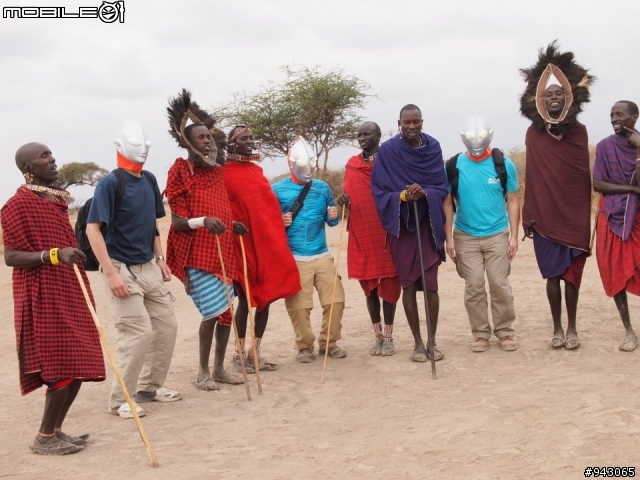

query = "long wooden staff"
[[238, 236, 263, 395], [215, 235, 252, 401], [413, 201, 437, 379], [72, 264, 159, 467], [321, 207, 347, 384]]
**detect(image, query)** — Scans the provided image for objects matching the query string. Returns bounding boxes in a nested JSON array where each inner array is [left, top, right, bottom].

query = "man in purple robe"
[[371, 104, 448, 363]]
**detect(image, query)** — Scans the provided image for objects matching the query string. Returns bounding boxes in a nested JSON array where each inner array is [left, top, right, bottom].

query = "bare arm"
[[443, 193, 456, 263], [593, 178, 640, 195], [4, 247, 86, 268], [506, 191, 520, 260], [153, 221, 171, 282], [86, 222, 130, 297]]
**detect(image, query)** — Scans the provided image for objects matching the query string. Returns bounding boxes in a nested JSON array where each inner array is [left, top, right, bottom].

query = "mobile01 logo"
[[3, 1, 125, 23]]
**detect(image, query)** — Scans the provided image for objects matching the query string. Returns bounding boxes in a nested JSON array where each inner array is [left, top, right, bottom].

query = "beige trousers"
[[104, 260, 177, 409]]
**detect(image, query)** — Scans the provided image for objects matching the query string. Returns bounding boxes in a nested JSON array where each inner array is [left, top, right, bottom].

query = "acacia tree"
[[216, 65, 371, 173], [56, 162, 108, 189]]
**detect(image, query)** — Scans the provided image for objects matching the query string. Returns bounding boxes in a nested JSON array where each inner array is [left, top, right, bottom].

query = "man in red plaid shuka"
[[2, 143, 105, 456], [337, 122, 401, 357], [165, 90, 248, 391], [594, 100, 640, 352]]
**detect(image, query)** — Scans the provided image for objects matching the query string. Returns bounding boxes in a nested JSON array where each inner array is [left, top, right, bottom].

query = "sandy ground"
[[1, 217, 640, 480]]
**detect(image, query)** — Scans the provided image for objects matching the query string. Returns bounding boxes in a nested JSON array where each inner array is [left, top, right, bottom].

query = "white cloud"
[[0, 0, 638, 206]]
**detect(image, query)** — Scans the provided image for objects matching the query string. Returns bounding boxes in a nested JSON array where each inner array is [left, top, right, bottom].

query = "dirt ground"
[[1, 217, 640, 480]]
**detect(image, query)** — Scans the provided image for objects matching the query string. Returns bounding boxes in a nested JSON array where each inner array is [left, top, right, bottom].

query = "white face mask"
[[460, 115, 493, 156], [288, 136, 317, 183], [114, 118, 151, 164]]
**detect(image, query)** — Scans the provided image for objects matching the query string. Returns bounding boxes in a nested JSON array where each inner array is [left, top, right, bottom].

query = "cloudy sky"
[[0, 0, 637, 206]]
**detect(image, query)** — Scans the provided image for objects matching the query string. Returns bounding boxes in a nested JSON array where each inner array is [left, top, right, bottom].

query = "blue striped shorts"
[[186, 268, 235, 321]]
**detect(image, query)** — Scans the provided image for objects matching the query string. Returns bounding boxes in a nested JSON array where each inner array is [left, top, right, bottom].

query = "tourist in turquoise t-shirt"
[[443, 115, 520, 353]]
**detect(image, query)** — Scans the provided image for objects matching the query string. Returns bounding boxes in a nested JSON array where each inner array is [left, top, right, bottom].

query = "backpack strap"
[[288, 181, 312, 227], [491, 148, 508, 198], [112, 168, 126, 210], [445, 153, 460, 212]]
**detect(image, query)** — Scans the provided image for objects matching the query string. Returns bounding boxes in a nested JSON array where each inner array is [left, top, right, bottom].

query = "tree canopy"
[[56, 162, 108, 189], [216, 65, 371, 172]]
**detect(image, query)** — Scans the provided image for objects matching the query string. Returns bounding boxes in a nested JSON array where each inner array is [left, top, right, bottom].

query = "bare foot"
[[620, 333, 638, 352], [564, 332, 580, 350], [381, 338, 396, 356], [369, 338, 383, 356], [411, 346, 428, 363]]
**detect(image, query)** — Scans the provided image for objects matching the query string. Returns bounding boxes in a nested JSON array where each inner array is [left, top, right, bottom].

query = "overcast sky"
[[1, 0, 637, 206]]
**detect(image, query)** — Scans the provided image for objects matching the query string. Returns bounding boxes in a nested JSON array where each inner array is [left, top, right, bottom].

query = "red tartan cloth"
[[596, 197, 640, 297], [1, 188, 105, 395], [223, 162, 300, 310], [562, 253, 587, 289], [343, 154, 398, 280], [522, 124, 591, 251], [165, 158, 239, 283], [359, 277, 402, 304]]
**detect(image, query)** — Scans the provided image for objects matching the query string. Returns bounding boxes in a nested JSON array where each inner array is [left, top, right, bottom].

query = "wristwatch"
[[155, 255, 165, 262]]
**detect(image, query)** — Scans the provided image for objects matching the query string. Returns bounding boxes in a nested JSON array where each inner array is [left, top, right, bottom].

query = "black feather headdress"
[[519, 41, 596, 135], [167, 88, 225, 165]]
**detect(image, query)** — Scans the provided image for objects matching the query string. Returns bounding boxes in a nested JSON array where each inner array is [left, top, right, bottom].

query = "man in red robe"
[[2, 142, 105, 455], [337, 122, 401, 356], [224, 126, 301, 372]]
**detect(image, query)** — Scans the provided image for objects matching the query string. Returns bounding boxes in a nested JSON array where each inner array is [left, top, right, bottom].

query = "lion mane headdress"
[[167, 88, 225, 165], [519, 40, 596, 136]]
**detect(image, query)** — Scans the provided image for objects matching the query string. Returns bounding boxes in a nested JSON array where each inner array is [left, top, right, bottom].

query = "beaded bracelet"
[[49, 247, 60, 265], [400, 190, 408, 202]]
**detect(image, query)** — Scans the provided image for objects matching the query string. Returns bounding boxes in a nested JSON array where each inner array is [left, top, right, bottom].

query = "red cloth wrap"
[[596, 197, 640, 297], [522, 124, 591, 251], [343, 154, 398, 281], [1, 188, 106, 395], [165, 158, 238, 283], [223, 162, 300, 310]]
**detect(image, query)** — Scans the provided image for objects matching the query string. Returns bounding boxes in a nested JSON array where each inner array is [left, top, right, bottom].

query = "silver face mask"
[[460, 115, 493, 156], [288, 136, 317, 183]]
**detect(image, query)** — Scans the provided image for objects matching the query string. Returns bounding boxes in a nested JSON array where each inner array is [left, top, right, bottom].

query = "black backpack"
[[445, 148, 508, 212], [75, 169, 151, 271]]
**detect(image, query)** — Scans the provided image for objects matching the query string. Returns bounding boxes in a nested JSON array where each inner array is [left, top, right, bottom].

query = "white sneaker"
[[109, 402, 146, 419]]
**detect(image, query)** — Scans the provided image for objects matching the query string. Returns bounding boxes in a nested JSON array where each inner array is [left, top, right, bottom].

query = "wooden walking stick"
[[412, 201, 437, 379], [321, 207, 347, 384], [72, 264, 159, 467], [238, 236, 263, 395], [215, 234, 252, 401]]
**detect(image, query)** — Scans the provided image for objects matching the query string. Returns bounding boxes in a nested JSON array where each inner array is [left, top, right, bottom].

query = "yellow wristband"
[[400, 190, 408, 202], [49, 248, 60, 265]]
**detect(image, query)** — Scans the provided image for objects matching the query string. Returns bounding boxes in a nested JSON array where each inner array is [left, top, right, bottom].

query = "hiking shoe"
[[296, 348, 316, 363], [471, 338, 490, 352], [499, 336, 518, 351], [319, 345, 347, 358]]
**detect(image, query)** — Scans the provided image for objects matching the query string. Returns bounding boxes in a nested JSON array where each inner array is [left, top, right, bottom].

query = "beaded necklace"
[[23, 184, 71, 199], [363, 152, 377, 165], [227, 153, 262, 163]]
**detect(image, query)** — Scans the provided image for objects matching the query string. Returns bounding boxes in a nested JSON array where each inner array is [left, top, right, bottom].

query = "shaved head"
[[15, 142, 46, 172], [360, 121, 381, 136]]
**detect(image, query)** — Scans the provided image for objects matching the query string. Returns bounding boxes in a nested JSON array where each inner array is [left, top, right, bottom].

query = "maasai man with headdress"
[[336, 121, 401, 357], [164, 89, 247, 390], [520, 41, 595, 350], [593, 100, 640, 352], [272, 137, 347, 363], [87, 119, 181, 418], [224, 125, 300, 373], [2, 143, 105, 455], [371, 104, 448, 363]]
